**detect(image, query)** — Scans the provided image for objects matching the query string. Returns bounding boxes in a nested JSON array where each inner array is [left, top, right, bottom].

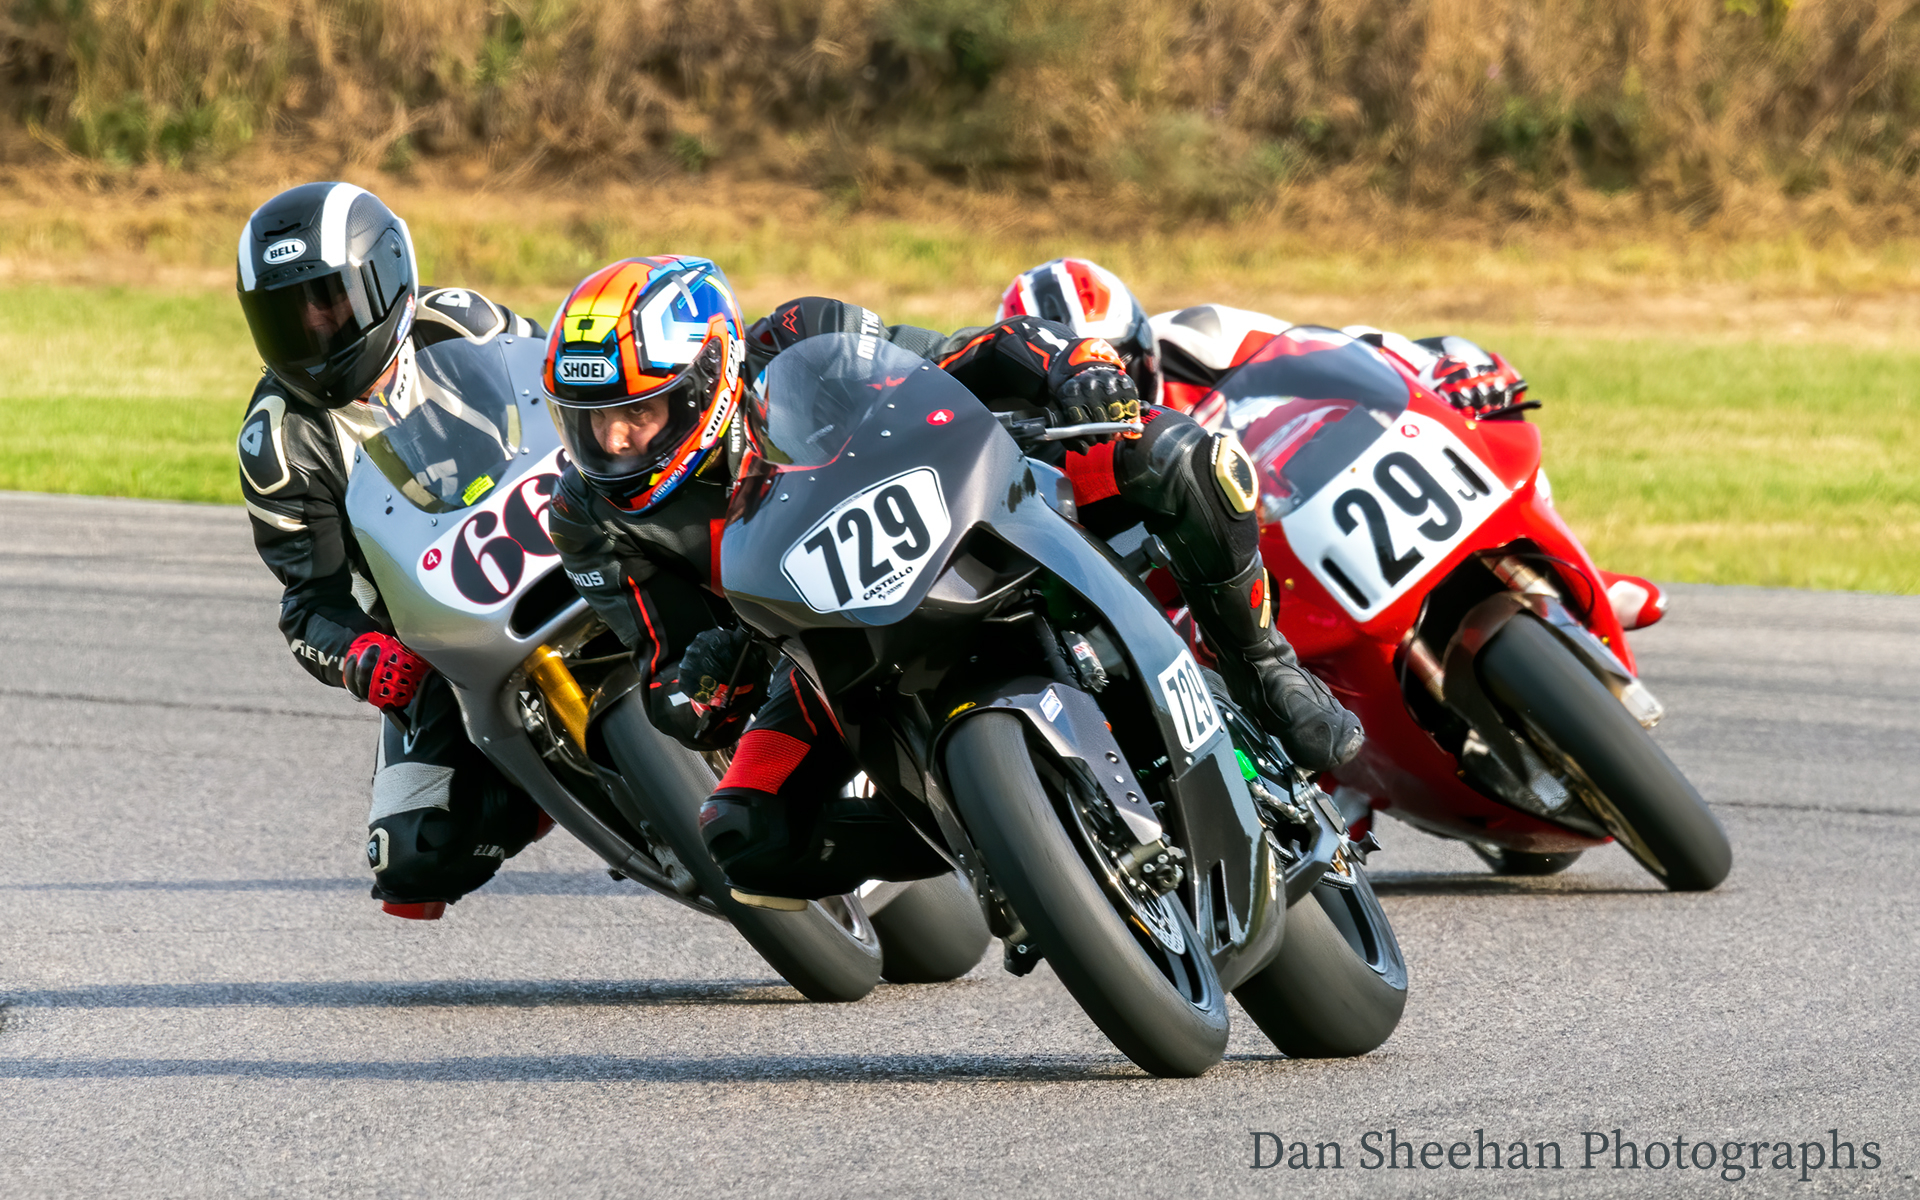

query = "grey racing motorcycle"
[[714, 333, 1409, 1076], [342, 332, 989, 1001]]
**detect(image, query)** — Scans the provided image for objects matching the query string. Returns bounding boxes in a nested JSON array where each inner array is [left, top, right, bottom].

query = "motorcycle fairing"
[[347, 334, 735, 915], [1208, 333, 1650, 854]]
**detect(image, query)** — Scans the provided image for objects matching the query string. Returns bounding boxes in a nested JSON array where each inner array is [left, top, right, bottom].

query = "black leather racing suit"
[[546, 297, 1272, 899], [237, 286, 552, 909]]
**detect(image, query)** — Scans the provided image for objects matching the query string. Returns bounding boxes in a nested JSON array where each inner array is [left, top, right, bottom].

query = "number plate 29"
[[1280, 412, 1512, 621], [781, 467, 952, 613]]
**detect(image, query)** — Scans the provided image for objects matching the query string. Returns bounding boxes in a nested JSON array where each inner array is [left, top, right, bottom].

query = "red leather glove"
[[342, 632, 432, 711]]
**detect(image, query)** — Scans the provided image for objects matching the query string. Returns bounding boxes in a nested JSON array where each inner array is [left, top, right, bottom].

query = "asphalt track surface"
[[1, 490, 1915, 1199]]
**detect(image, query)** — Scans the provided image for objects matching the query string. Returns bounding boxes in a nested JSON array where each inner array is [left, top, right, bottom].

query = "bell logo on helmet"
[[263, 238, 306, 264], [557, 355, 616, 385]]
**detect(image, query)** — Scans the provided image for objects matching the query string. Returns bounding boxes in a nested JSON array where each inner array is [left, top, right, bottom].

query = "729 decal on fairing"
[[781, 467, 952, 613]]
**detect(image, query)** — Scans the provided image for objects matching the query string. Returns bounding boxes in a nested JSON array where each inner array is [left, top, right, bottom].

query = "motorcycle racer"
[[235, 182, 551, 921], [543, 258, 1363, 904], [1000, 259, 1668, 632]]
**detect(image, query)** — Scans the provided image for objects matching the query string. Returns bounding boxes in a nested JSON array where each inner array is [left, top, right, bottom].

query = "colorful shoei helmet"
[[997, 257, 1160, 404], [543, 257, 745, 512], [236, 182, 419, 409]]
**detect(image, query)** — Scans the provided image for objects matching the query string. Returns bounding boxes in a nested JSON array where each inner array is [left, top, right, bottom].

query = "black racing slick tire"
[[1478, 613, 1733, 893], [1233, 867, 1408, 1058], [1468, 844, 1586, 876], [870, 871, 993, 983], [598, 700, 883, 1003], [944, 712, 1229, 1078]]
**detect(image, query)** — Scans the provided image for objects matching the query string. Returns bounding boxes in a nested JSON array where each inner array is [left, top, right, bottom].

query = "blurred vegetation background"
[[0, 0, 1915, 591], [5, 0, 1920, 228]]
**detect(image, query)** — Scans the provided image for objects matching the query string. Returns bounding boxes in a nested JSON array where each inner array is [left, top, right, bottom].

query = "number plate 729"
[[780, 467, 953, 613]]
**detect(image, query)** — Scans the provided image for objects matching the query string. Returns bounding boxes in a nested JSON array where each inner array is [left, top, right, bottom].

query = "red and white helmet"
[[1149, 304, 1292, 424], [998, 258, 1159, 404]]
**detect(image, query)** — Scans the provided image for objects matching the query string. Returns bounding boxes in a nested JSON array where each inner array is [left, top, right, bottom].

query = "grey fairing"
[[343, 333, 721, 917], [1439, 589, 1644, 838], [460, 684, 714, 916], [720, 372, 1289, 985]]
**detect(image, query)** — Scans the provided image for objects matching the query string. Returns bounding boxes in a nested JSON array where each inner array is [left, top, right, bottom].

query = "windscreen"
[[748, 333, 934, 468], [364, 338, 524, 513], [1214, 326, 1414, 516]]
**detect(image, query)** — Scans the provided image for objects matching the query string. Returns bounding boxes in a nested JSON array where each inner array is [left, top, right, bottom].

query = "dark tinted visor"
[[240, 271, 373, 372]]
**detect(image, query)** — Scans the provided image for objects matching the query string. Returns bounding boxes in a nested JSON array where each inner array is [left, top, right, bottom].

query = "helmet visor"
[[239, 271, 375, 374], [548, 367, 709, 487]]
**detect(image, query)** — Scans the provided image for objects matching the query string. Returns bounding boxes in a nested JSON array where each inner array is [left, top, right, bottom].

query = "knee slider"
[[1119, 413, 1258, 582], [366, 785, 540, 904]]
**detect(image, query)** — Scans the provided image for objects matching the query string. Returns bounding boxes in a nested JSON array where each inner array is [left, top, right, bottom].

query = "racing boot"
[[1180, 559, 1365, 773], [700, 789, 949, 906]]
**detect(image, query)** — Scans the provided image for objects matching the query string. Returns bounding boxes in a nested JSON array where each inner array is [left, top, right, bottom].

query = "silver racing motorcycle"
[[342, 332, 989, 1001]]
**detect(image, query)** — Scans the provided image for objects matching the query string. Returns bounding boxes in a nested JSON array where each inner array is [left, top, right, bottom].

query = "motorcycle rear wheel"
[[869, 871, 992, 983], [1478, 613, 1732, 892], [1233, 865, 1408, 1058], [598, 700, 884, 1003], [945, 711, 1229, 1078]]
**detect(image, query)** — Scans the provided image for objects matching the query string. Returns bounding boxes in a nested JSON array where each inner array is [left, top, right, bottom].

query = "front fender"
[[1438, 591, 1640, 838], [936, 675, 1164, 845]]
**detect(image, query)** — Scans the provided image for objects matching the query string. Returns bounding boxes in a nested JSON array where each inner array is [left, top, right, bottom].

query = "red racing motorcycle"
[[1176, 326, 1731, 891]]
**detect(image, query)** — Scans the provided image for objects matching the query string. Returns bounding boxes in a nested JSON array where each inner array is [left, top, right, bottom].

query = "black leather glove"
[[678, 627, 771, 742], [1050, 366, 1140, 453]]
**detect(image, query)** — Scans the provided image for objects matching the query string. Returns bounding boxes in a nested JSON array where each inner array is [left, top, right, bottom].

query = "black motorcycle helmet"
[[236, 182, 419, 409]]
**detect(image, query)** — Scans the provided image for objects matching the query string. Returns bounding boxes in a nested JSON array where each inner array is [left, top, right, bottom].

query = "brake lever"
[[1035, 419, 1146, 442], [993, 412, 1144, 448]]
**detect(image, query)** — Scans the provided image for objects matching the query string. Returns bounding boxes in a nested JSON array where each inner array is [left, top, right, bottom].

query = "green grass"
[[0, 286, 258, 504], [4, 285, 1915, 592], [1504, 331, 1920, 594]]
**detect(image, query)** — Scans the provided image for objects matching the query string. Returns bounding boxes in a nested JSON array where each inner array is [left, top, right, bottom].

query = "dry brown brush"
[[4, 0, 1920, 226]]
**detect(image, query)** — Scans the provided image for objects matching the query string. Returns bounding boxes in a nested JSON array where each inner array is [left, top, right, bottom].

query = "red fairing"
[[1188, 333, 1646, 855]]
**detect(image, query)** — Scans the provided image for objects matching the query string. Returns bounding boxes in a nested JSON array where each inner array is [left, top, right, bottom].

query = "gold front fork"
[[523, 645, 590, 752]]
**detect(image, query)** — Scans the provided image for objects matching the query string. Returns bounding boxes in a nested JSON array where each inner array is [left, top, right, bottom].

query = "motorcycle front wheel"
[[944, 711, 1229, 1078], [597, 699, 884, 1003], [1232, 865, 1408, 1058], [1478, 613, 1733, 892]]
